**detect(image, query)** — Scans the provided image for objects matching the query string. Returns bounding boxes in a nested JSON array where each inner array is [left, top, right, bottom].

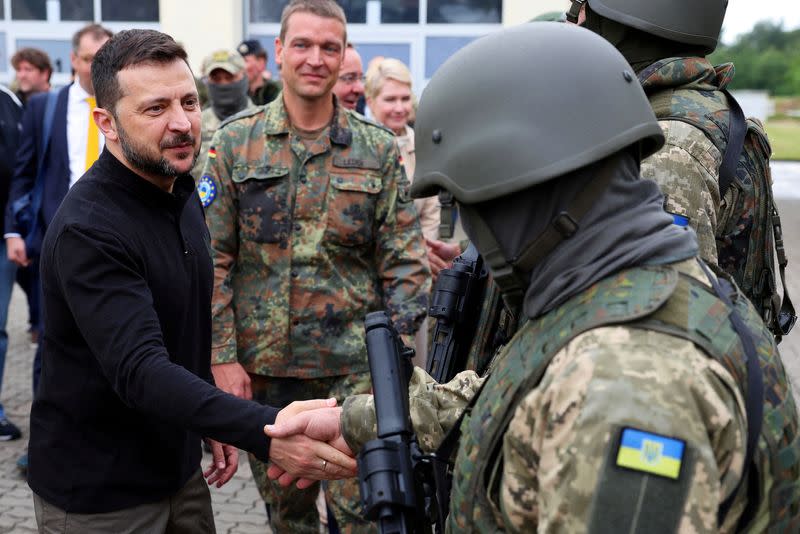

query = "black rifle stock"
[[359, 311, 435, 534], [426, 243, 488, 383]]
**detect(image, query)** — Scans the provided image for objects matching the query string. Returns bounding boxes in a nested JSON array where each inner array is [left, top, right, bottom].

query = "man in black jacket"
[[30, 29, 355, 533]]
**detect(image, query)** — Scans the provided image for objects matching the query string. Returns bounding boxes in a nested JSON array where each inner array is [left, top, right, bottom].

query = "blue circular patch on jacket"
[[198, 175, 216, 208]]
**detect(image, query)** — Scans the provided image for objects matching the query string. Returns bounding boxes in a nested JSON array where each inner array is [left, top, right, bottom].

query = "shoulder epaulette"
[[348, 109, 395, 136], [219, 105, 265, 129]]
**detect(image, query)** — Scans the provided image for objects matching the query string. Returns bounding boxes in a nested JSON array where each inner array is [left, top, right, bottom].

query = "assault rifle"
[[426, 243, 489, 383], [359, 311, 440, 534]]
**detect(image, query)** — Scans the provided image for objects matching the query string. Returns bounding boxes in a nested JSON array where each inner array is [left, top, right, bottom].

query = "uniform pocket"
[[233, 165, 291, 244], [325, 170, 383, 247]]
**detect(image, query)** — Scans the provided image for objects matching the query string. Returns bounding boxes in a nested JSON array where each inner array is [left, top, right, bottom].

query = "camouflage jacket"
[[342, 259, 799, 532], [192, 100, 255, 180], [639, 57, 732, 265], [203, 97, 430, 378]]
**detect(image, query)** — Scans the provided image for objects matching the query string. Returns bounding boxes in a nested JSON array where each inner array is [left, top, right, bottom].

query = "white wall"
[[503, 0, 569, 26], [159, 0, 243, 76]]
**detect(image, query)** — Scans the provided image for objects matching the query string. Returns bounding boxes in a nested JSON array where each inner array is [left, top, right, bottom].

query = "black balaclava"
[[582, 4, 707, 72], [208, 76, 249, 121], [461, 149, 698, 320]]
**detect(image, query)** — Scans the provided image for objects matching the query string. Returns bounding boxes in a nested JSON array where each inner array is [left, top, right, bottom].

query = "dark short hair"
[[92, 29, 190, 114], [72, 23, 113, 53], [11, 48, 53, 81], [279, 0, 347, 44]]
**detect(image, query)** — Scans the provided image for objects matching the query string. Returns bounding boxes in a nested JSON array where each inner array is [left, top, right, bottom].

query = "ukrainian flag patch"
[[670, 213, 690, 227], [616, 428, 685, 480]]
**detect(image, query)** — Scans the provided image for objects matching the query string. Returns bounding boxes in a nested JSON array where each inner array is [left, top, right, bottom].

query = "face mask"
[[208, 76, 249, 120]]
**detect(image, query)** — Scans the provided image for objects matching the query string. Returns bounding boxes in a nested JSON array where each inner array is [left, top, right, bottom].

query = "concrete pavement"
[[1, 198, 800, 533]]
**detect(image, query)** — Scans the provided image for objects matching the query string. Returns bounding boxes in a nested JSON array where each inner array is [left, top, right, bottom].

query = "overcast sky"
[[722, 1, 800, 43]]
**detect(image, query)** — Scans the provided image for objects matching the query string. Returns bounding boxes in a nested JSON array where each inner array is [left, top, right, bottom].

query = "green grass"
[[765, 119, 800, 161]]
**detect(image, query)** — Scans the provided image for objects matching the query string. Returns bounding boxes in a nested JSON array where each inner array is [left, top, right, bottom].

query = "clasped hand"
[[265, 399, 354, 488]]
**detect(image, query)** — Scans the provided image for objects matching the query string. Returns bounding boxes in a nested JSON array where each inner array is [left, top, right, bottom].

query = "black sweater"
[[29, 149, 279, 513]]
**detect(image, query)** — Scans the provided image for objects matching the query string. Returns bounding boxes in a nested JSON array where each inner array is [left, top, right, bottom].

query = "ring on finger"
[[322, 459, 328, 471]]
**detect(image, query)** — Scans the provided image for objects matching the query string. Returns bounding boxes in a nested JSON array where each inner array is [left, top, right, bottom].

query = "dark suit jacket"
[[0, 89, 22, 234], [4, 84, 71, 236]]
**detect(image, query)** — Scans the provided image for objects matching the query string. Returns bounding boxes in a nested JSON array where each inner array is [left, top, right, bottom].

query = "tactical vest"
[[447, 264, 800, 532], [641, 60, 794, 341]]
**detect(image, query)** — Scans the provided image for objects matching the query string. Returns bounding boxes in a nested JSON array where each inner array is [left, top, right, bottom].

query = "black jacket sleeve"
[[52, 224, 278, 461]]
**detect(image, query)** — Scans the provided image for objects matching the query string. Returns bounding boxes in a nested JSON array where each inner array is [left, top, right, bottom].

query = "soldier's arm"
[[641, 120, 720, 266], [202, 128, 240, 366], [499, 327, 746, 533], [416, 196, 442, 241], [341, 366, 484, 453], [374, 141, 431, 337]]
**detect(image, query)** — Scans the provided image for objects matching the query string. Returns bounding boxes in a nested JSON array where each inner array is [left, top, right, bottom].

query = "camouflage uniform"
[[640, 57, 750, 266], [203, 96, 430, 532], [192, 101, 254, 180], [342, 259, 800, 532]]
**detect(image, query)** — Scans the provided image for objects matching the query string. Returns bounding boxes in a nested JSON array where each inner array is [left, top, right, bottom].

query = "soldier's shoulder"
[[219, 105, 266, 130], [347, 110, 395, 138]]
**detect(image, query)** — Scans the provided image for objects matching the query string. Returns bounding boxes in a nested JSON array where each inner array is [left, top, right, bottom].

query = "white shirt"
[[67, 77, 104, 188]]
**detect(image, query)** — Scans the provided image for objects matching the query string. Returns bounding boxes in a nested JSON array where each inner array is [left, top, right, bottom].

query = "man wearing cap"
[[238, 39, 282, 106], [192, 49, 255, 183]]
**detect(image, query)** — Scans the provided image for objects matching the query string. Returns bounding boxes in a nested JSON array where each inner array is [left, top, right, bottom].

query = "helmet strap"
[[565, 0, 586, 24], [459, 158, 617, 314]]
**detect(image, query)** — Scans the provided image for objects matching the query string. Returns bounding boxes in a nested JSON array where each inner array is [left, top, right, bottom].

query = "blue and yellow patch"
[[198, 175, 217, 208], [616, 428, 685, 480], [670, 213, 690, 227]]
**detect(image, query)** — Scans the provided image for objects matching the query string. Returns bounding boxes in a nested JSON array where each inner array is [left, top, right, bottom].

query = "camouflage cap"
[[203, 49, 245, 77], [237, 39, 266, 57]]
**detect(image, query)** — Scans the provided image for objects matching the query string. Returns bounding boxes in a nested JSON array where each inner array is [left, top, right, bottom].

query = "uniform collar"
[[264, 94, 352, 147], [637, 57, 730, 94], [94, 148, 196, 214]]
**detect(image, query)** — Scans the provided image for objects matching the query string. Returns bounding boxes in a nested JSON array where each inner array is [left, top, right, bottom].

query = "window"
[[428, 0, 502, 23], [381, 0, 418, 23], [0, 34, 5, 72], [355, 43, 411, 74], [250, 0, 288, 23], [101, 0, 158, 22], [61, 0, 94, 21], [12, 0, 46, 20], [249, 0, 370, 24], [16, 39, 72, 75], [425, 36, 476, 77]]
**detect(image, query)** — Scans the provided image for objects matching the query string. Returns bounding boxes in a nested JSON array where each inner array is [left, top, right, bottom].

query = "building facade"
[[1, 0, 568, 92]]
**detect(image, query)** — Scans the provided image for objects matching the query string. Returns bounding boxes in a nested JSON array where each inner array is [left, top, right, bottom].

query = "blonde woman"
[[365, 58, 441, 240], [366, 58, 461, 365]]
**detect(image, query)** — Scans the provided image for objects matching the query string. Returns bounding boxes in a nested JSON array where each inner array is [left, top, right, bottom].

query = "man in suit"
[[3, 23, 112, 467], [0, 85, 23, 441]]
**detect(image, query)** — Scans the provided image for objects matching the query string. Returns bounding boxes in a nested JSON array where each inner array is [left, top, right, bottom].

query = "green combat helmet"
[[410, 22, 665, 304], [565, 0, 728, 54]]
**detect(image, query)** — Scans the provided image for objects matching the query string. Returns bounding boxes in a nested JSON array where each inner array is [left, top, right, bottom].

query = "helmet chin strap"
[[458, 160, 617, 313], [565, 0, 586, 23]]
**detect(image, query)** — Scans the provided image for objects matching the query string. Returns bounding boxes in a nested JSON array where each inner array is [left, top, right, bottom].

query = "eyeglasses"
[[338, 73, 365, 85]]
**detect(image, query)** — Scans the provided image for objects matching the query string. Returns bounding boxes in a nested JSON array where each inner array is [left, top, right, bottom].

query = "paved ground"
[[1, 196, 800, 533]]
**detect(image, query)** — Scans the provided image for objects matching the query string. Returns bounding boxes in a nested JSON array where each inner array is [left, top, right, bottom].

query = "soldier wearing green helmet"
[[264, 22, 800, 532], [569, 0, 796, 341]]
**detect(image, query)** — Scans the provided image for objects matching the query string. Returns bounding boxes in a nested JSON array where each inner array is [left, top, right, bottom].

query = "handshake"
[[263, 398, 355, 489]]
